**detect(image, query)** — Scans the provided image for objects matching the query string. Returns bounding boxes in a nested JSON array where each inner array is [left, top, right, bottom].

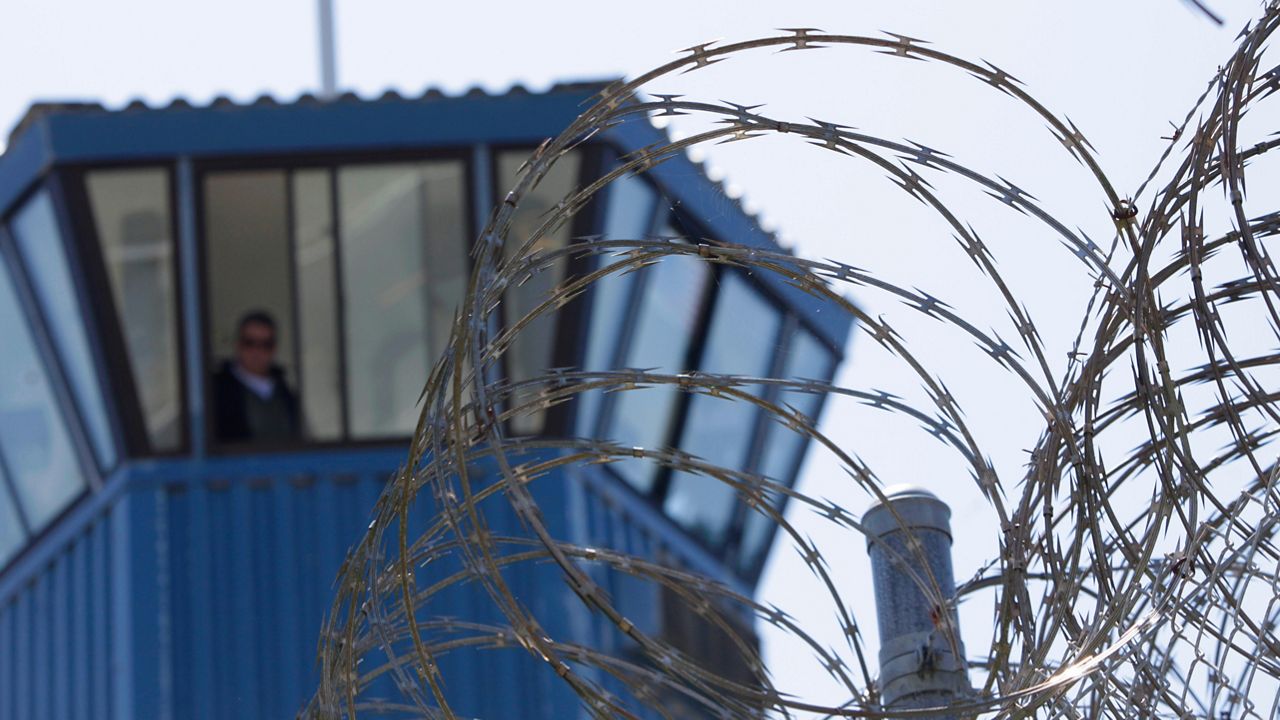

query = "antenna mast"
[[317, 0, 337, 99]]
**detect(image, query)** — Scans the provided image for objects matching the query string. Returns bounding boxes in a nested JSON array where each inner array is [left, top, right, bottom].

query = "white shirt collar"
[[232, 363, 276, 401]]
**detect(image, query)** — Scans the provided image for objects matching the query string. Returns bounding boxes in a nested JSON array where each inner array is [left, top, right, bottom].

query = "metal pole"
[[175, 157, 206, 459], [864, 485, 970, 716], [317, 0, 337, 99]]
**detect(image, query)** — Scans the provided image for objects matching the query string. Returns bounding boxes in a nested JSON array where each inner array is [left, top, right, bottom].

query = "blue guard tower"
[[0, 83, 851, 718]]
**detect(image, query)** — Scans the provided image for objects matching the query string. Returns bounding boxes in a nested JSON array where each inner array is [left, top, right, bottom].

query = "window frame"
[[0, 181, 105, 483], [487, 143, 607, 439], [0, 455, 29, 569], [661, 268, 788, 547], [748, 315, 841, 489], [573, 153, 667, 442], [0, 187, 100, 556], [645, 212, 780, 553], [47, 142, 610, 458], [59, 161, 188, 458], [0, 163, 186, 573], [193, 146, 483, 453], [587, 183, 844, 575], [729, 315, 840, 582], [5, 178, 126, 473]]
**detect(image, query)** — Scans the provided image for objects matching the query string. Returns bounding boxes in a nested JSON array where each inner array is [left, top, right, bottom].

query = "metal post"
[[317, 0, 338, 99], [175, 157, 205, 459], [864, 485, 970, 715]]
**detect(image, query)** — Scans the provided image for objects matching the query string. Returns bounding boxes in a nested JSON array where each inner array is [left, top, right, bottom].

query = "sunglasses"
[[239, 336, 276, 350]]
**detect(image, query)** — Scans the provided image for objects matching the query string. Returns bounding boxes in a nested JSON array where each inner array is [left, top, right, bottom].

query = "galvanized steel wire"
[[307, 6, 1280, 717]]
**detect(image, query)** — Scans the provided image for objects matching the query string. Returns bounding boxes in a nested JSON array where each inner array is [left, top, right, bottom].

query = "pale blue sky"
[[0, 0, 1266, 712]]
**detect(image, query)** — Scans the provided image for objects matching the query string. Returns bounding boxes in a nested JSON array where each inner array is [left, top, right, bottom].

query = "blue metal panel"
[[90, 516, 111, 720], [42, 89, 606, 166], [0, 119, 48, 217], [165, 486, 191, 718], [268, 480, 302, 716], [228, 480, 259, 717], [206, 484, 232, 720], [183, 484, 213, 720], [71, 535, 90, 720], [247, 484, 275, 718], [0, 595, 10, 720], [155, 495, 173, 720], [32, 570, 48, 720], [578, 462, 745, 598], [291, 476, 323, 707], [0, 444, 784, 719], [130, 460, 405, 715], [109, 492, 143, 719], [134, 490, 167, 720], [0, 469, 121, 603], [51, 554, 70, 720], [14, 578, 31, 719], [312, 474, 341, 687]]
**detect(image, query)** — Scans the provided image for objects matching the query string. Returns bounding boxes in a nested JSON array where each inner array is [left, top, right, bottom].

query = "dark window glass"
[[338, 161, 467, 437], [0, 256, 87, 531], [737, 325, 836, 574], [663, 273, 781, 547], [575, 171, 658, 437], [86, 168, 182, 450], [201, 161, 466, 445], [204, 170, 307, 444], [293, 169, 343, 440], [496, 150, 581, 435], [204, 170, 297, 384], [11, 191, 116, 468], [603, 231, 709, 493]]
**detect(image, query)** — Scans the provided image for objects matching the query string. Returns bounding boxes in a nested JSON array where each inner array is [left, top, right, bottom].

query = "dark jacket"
[[212, 360, 300, 443]]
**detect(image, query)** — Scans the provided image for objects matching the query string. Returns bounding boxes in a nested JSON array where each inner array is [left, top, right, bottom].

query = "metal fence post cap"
[[863, 484, 952, 547]]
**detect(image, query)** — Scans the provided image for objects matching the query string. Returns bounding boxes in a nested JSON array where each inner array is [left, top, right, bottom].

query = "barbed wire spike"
[[306, 12, 1280, 719]]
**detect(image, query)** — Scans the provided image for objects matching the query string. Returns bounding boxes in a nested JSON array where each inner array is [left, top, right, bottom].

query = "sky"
[[1, 0, 1271, 712]]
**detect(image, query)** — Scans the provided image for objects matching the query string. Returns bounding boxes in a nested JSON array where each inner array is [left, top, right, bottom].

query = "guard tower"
[[0, 83, 851, 718]]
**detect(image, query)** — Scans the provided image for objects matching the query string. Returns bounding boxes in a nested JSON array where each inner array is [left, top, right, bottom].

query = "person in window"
[[212, 310, 300, 443]]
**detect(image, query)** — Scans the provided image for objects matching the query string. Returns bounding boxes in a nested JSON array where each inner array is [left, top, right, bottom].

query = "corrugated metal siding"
[[164, 469, 389, 719], [0, 513, 114, 720], [155, 464, 574, 719], [570, 469, 757, 719], [0, 464, 395, 720], [0, 455, 739, 719], [580, 475, 666, 717]]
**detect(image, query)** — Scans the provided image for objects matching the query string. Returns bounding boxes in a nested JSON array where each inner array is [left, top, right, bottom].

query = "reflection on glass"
[[737, 326, 836, 574], [576, 171, 658, 437], [0, 465, 23, 566], [602, 169, 659, 242], [756, 329, 833, 481], [293, 170, 342, 440], [497, 150, 581, 434], [204, 170, 295, 380], [86, 169, 182, 450], [664, 274, 781, 547], [12, 191, 116, 468], [204, 170, 307, 444], [0, 258, 87, 531], [339, 161, 466, 437], [604, 243, 709, 493]]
